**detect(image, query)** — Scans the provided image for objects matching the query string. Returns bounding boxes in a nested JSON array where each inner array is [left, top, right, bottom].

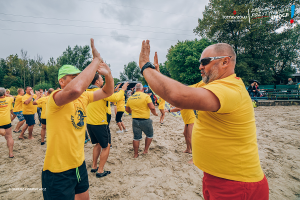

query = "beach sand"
[[0, 106, 299, 199]]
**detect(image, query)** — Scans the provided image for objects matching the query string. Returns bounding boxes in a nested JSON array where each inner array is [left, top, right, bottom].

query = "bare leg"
[[28, 125, 34, 139], [41, 124, 46, 143], [14, 120, 25, 132], [75, 190, 89, 200], [133, 140, 140, 158], [186, 123, 193, 153], [121, 122, 126, 130], [97, 144, 111, 174], [159, 109, 165, 123], [4, 128, 14, 157], [117, 122, 123, 131], [93, 143, 101, 169], [143, 137, 152, 154], [11, 110, 16, 121], [19, 124, 28, 139]]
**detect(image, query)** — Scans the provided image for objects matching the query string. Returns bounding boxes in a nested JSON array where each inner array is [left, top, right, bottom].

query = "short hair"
[[39, 88, 43, 91], [0, 87, 5, 96], [135, 83, 143, 90], [17, 88, 24, 94], [48, 88, 54, 95], [91, 73, 100, 85], [213, 43, 236, 62], [25, 86, 31, 91]]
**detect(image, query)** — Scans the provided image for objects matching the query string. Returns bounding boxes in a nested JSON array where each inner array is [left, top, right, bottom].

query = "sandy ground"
[[0, 106, 299, 200]]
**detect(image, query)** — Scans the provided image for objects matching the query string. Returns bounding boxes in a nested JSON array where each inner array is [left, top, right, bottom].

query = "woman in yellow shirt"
[[157, 97, 166, 124]]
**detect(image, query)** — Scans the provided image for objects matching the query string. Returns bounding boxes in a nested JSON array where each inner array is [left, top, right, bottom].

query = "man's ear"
[[222, 57, 230, 69], [58, 79, 64, 87]]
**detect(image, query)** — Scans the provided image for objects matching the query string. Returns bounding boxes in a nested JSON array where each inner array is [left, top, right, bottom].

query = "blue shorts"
[[23, 114, 35, 126], [132, 118, 153, 140], [13, 111, 25, 121]]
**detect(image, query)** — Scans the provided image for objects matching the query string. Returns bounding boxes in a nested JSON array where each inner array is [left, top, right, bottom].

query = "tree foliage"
[[193, 0, 299, 84], [120, 61, 142, 81], [165, 38, 214, 85]]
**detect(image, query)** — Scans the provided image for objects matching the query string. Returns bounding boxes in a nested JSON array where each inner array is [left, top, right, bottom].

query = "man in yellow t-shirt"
[[12, 88, 25, 133], [41, 39, 114, 200], [157, 98, 165, 124], [5, 89, 17, 121], [166, 107, 195, 154], [86, 74, 128, 178], [33, 88, 54, 145], [115, 87, 127, 133], [138, 42, 268, 199], [0, 87, 15, 158], [126, 83, 158, 158], [18, 86, 41, 140]]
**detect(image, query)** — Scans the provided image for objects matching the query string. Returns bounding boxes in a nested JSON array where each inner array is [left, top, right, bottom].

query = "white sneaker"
[[124, 129, 128, 132], [116, 130, 124, 133]]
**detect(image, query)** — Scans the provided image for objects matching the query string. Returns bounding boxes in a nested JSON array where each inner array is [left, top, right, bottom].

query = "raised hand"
[[154, 52, 160, 72], [90, 38, 103, 63], [139, 40, 150, 69], [121, 82, 129, 91], [97, 62, 111, 76]]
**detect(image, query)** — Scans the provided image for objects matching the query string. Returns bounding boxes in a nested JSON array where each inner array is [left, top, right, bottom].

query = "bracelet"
[[141, 62, 156, 75]]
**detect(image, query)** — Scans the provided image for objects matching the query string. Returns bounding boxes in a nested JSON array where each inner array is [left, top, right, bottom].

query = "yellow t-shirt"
[[105, 90, 125, 115], [13, 95, 23, 112], [22, 94, 37, 115], [43, 90, 93, 172], [126, 91, 152, 119], [192, 74, 264, 182], [36, 96, 48, 119], [0, 97, 14, 126], [181, 109, 195, 125], [116, 91, 125, 112], [86, 88, 107, 125], [158, 98, 165, 110]]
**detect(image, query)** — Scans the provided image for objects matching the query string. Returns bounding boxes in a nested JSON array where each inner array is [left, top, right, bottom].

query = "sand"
[[0, 106, 299, 200]]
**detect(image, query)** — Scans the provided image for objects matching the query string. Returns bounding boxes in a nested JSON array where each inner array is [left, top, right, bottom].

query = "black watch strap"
[[141, 62, 156, 75]]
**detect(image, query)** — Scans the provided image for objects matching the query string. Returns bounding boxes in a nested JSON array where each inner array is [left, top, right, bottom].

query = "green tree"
[[160, 63, 171, 77], [193, 0, 299, 84], [3, 75, 22, 88], [33, 82, 53, 91], [57, 45, 92, 70], [166, 38, 214, 85], [120, 61, 142, 81], [113, 78, 121, 86]]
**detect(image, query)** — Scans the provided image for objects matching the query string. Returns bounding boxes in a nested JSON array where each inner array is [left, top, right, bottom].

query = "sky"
[[0, 0, 209, 78]]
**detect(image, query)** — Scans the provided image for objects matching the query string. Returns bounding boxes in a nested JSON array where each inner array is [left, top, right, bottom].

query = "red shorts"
[[203, 172, 269, 200]]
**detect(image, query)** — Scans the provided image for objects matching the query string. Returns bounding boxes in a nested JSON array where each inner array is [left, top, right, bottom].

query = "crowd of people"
[[0, 38, 269, 199]]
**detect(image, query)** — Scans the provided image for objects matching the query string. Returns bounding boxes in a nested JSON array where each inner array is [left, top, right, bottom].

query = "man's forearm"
[[102, 73, 114, 97], [24, 95, 33, 104]]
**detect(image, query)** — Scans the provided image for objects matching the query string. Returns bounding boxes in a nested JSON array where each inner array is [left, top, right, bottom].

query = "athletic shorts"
[[42, 161, 89, 200], [132, 118, 153, 140], [202, 172, 269, 200], [41, 119, 46, 125], [13, 111, 25, 121], [23, 114, 35, 126], [87, 124, 111, 148], [116, 112, 124, 123], [107, 113, 111, 125], [0, 123, 12, 129]]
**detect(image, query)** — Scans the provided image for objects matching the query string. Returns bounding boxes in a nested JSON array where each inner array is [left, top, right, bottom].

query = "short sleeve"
[[202, 82, 241, 113], [48, 90, 62, 111], [36, 97, 44, 105], [126, 97, 131, 107], [83, 91, 94, 105], [145, 95, 152, 104]]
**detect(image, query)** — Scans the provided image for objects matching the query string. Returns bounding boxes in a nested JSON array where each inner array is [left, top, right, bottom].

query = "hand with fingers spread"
[[91, 38, 103, 64], [139, 40, 150, 69], [154, 52, 160, 72], [97, 62, 111, 77], [121, 82, 129, 91]]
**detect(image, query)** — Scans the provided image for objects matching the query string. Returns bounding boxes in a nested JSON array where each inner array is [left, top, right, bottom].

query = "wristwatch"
[[141, 62, 156, 75]]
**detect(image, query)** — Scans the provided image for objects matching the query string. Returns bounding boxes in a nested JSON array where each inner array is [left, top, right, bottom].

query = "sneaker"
[[116, 130, 123, 133], [124, 129, 128, 132]]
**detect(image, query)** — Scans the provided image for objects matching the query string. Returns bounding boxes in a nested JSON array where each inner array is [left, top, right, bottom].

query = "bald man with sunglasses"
[[139, 41, 269, 200]]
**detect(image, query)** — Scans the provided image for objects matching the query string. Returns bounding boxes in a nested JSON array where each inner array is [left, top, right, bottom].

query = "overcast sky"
[[0, 0, 209, 78]]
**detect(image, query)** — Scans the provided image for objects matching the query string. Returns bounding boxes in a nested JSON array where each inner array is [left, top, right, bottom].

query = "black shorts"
[[116, 112, 124, 123], [42, 161, 89, 200], [107, 113, 111, 125], [87, 124, 111, 148], [0, 123, 12, 129], [23, 114, 35, 126], [41, 119, 46, 125]]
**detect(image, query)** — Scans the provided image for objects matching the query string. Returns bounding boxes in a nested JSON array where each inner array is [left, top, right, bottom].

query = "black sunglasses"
[[199, 56, 232, 66]]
